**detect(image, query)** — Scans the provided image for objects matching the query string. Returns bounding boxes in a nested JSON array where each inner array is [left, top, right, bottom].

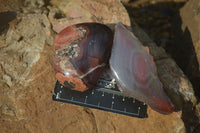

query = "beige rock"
[[1, 44, 185, 133], [0, 0, 197, 133], [0, 0, 21, 12], [3, 74, 12, 87], [178, 0, 200, 131], [49, 0, 130, 33], [180, 0, 200, 69], [179, 0, 200, 95], [92, 108, 185, 133], [0, 13, 53, 86]]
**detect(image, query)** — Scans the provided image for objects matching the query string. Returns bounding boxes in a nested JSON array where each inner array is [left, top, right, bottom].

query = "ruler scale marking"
[[52, 73, 147, 118]]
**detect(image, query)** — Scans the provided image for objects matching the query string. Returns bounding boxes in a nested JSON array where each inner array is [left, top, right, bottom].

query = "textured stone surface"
[[49, 0, 131, 33], [180, 0, 200, 70], [172, 0, 200, 131], [169, 0, 200, 101], [178, 0, 200, 100], [0, 13, 53, 87], [1, 44, 186, 132], [0, 0, 198, 133]]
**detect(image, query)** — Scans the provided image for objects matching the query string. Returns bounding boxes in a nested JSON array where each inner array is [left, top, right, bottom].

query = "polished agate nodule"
[[53, 22, 174, 114], [109, 22, 174, 114], [54, 23, 113, 92]]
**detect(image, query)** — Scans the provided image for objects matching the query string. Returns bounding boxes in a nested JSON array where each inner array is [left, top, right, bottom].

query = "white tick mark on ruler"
[[102, 92, 104, 96], [61, 85, 63, 88], [122, 97, 125, 101], [98, 102, 100, 107], [92, 91, 94, 94], [133, 98, 135, 103], [112, 94, 115, 99], [84, 96, 88, 103], [56, 93, 60, 99], [111, 102, 114, 109], [138, 107, 141, 114]]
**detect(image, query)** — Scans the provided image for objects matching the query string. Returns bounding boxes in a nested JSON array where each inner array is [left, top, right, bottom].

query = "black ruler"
[[52, 69, 147, 118]]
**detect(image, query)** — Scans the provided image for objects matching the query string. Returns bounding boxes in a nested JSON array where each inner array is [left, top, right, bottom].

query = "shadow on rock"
[[0, 11, 17, 35], [168, 9, 200, 133], [168, 12, 200, 100]]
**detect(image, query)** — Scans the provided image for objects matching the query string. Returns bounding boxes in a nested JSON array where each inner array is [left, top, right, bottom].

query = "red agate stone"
[[109, 22, 174, 114], [53, 23, 113, 92]]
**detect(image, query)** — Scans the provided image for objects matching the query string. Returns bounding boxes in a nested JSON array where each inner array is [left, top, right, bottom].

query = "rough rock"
[[169, 0, 200, 131], [1, 45, 186, 133], [0, 13, 53, 87], [0, 0, 21, 12], [170, 0, 200, 98], [48, 0, 130, 33], [0, 0, 197, 133], [180, 0, 200, 72], [178, 0, 200, 99]]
